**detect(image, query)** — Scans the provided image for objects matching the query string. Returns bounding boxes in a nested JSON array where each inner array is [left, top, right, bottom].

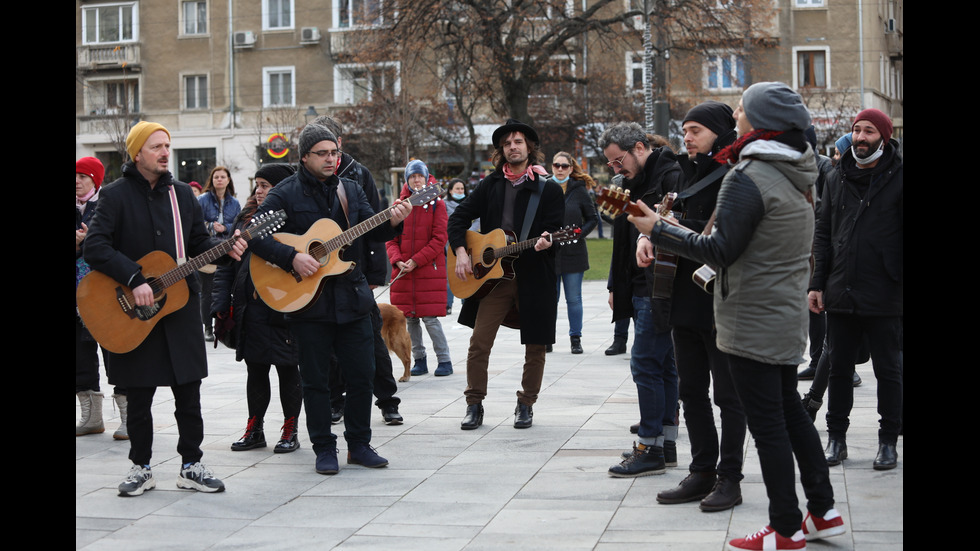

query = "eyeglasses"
[[606, 149, 632, 169], [309, 149, 341, 159], [552, 163, 571, 169]]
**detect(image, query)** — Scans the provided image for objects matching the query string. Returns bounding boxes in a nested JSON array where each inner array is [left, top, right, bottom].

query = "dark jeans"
[[127, 381, 204, 466], [291, 317, 375, 454], [245, 361, 303, 421], [630, 296, 678, 442], [825, 314, 903, 444], [727, 355, 834, 537], [329, 304, 400, 411], [673, 325, 745, 479]]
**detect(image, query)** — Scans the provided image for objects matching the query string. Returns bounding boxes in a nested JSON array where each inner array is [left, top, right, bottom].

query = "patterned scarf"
[[502, 163, 548, 186]]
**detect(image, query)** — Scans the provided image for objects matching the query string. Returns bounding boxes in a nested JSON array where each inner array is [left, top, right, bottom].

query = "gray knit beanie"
[[299, 123, 338, 158], [741, 82, 810, 132]]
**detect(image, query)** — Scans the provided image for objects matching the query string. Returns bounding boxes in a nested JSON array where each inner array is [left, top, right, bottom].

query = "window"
[[335, 0, 382, 28], [263, 67, 295, 107], [793, 47, 830, 89], [794, 0, 825, 7], [334, 63, 399, 104], [704, 53, 745, 91], [181, 1, 207, 35], [184, 75, 208, 109], [87, 78, 141, 115], [263, 0, 293, 30], [81, 2, 138, 44], [176, 148, 216, 187], [626, 52, 647, 93]]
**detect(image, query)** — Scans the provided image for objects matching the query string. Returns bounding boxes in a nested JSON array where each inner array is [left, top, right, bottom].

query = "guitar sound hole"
[[134, 295, 165, 321], [481, 249, 495, 265]]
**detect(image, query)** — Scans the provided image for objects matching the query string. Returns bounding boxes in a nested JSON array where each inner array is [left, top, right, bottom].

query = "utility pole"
[[643, 0, 670, 137]]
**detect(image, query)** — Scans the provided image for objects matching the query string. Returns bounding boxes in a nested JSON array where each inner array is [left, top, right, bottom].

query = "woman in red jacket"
[[387, 160, 454, 377]]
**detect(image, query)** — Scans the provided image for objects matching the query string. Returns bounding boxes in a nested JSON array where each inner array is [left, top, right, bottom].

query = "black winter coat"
[[248, 165, 397, 324], [212, 209, 300, 365], [608, 147, 683, 324], [337, 153, 388, 286], [810, 140, 903, 316], [553, 178, 599, 275], [83, 163, 222, 387], [447, 169, 564, 344]]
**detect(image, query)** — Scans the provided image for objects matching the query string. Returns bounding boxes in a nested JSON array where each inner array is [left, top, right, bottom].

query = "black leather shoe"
[[231, 417, 266, 451], [570, 336, 583, 354], [629, 422, 640, 434], [853, 372, 862, 387], [514, 402, 533, 428], [700, 475, 742, 512], [461, 404, 483, 430], [797, 365, 816, 380], [825, 438, 847, 466], [657, 471, 716, 504], [274, 417, 300, 453], [605, 338, 627, 356], [873, 442, 897, 470], [546, 344, 553, 353], [382, 406, 403, 425]]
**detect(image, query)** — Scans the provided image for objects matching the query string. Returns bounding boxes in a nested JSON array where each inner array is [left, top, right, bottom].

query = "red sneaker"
[[727, 525, 806, 550], [802, 508, 846, 541]]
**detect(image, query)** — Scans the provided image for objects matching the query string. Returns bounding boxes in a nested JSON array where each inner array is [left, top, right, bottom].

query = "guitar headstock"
[[246, 209, 287, 239], [597, 186, 640, 218], [409, 184, 443, 206], [552, 225, 583, 246]]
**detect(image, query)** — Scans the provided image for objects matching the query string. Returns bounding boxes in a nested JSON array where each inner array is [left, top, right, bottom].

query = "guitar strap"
[[167, 185, 186, 265], [519, 180, 542, 242], [675, 164, 727, 203], [335, 179, 351, 227]]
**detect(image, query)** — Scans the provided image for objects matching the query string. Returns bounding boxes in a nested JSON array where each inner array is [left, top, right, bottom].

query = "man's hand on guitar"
[[132, 283, 155, 307], [228, 230, 248, 261], [389, 199, 413, 226], [292, 252, 320, 278], [636, 237, 655, 268], [454, 247, 472, 281], [533, 231, 553, 252], [626, 200, 661, 236]]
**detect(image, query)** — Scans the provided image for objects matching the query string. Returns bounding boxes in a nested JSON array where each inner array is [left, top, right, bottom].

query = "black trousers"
[[330, 304, 399, 411], [126, 381, 204, 466], [825, 314, 903, 444], [673, 325, 746, 479]]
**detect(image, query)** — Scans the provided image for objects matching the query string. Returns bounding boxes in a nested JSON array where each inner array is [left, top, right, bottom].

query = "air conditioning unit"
[[234, 31, 256, 48], [301, 27, 321, 44], [885, 18, 896, 33]]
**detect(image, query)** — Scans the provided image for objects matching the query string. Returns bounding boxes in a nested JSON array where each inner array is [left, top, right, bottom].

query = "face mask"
[[852, 140, 884, 165], [451, 193, 465, 200]]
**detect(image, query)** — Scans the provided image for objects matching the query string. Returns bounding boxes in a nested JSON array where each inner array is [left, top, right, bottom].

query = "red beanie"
[[76, 157, 106, 189], [853, 109, 893, 144]]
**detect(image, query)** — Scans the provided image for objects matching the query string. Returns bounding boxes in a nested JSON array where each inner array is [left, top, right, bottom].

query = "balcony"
[[77, 43, 141, 71]]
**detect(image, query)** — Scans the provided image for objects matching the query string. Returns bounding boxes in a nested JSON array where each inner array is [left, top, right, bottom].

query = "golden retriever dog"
[[378, 303, 413, 382]]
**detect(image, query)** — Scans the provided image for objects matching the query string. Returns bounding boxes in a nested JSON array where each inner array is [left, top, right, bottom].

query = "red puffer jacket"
[[386, 183, 448, 318]]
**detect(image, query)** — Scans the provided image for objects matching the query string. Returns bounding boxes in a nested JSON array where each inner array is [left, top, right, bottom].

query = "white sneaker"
[[118, 465, 155, 497], [176, 462, 225, 493]]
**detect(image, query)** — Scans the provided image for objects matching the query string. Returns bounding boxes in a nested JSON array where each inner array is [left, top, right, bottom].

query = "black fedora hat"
[[491, 118, 539, 148]]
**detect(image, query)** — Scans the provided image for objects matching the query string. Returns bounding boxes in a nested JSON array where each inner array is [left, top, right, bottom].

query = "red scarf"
[[714, 129, 784, 165]]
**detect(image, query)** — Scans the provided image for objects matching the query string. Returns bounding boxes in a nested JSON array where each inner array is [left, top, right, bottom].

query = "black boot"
[[700, 475, 743, 512], [657, 471, 717, 504], [609, 443, 666, 477], [514, 402, 533, 428], [274, 416, 299, 453], [570, 336, 583, 354], [605, 338, 627, 356], [461, 403, 484, 430], [825, 437, 847, 465], [231, 416, 266, 451], [873, 441, 897, 470]]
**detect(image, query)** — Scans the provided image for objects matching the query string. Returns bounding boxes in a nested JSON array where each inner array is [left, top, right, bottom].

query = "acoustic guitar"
[[76, 210, 287, 354], [595, 187, 680, 299], [250, 185, 442, 313], [447, 225, 582, 300]]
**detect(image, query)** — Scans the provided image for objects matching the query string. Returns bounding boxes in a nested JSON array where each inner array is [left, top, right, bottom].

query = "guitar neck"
[[149, 225, 259, 293], [320, 208, 393, 255], [494, 233, 550, 259]]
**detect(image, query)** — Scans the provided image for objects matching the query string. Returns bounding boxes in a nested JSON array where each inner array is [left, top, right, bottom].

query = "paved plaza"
[[76, 280, 902, 550]]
